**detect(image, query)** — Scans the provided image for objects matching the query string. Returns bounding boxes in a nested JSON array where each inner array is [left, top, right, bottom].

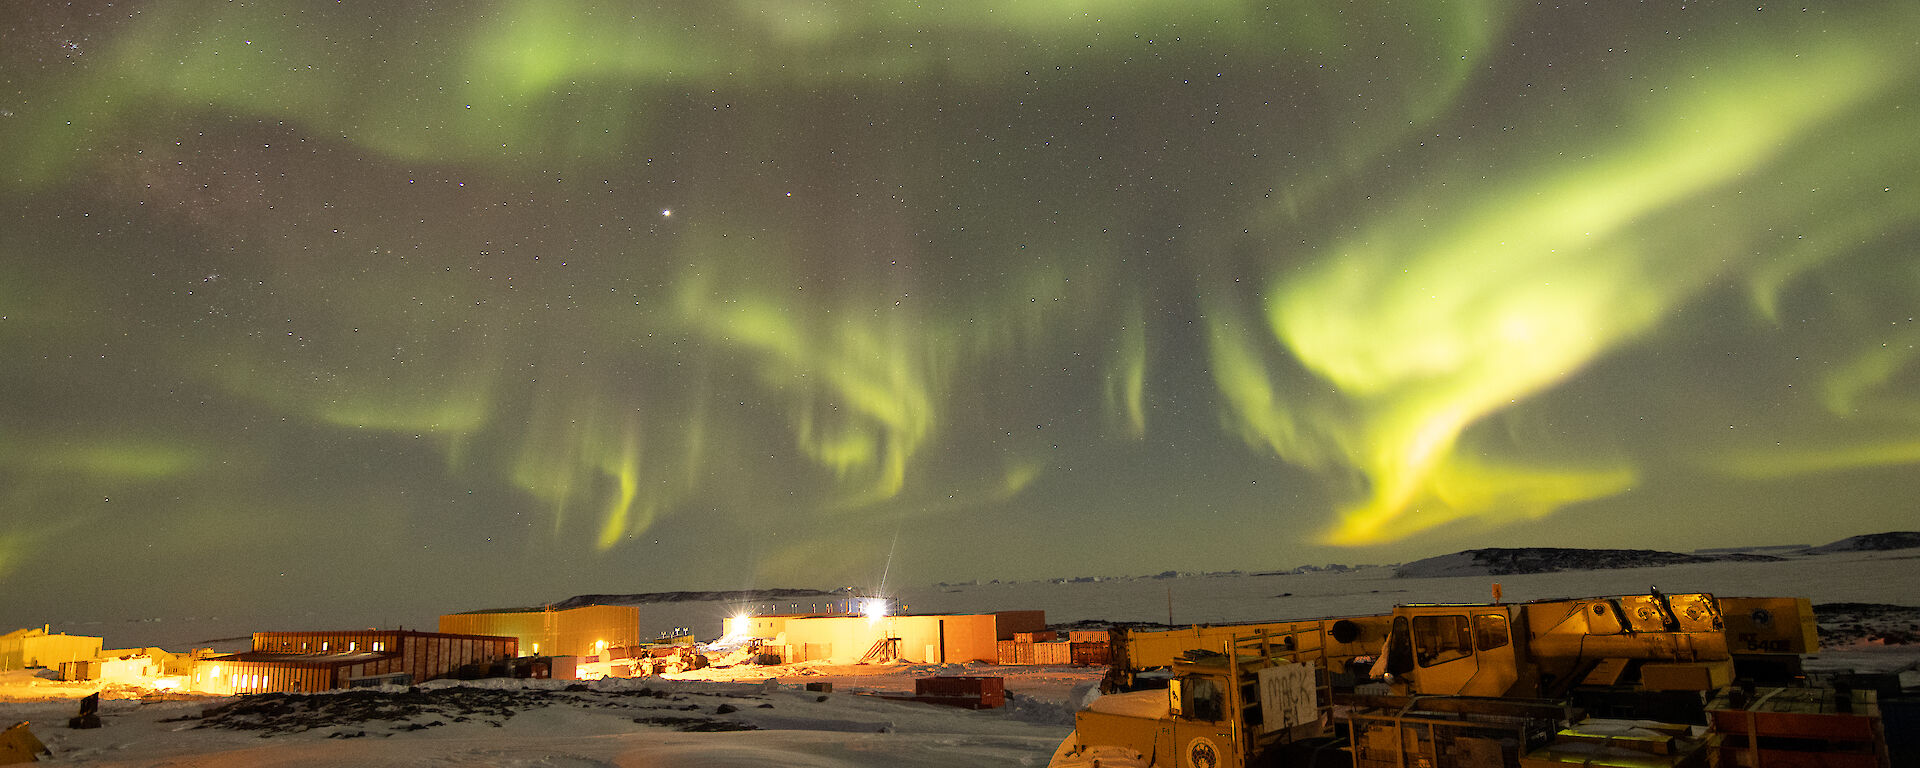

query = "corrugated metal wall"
[[192, 659, 336, 694], [437, 605, 639, 657], [195, 631, 518, 694]]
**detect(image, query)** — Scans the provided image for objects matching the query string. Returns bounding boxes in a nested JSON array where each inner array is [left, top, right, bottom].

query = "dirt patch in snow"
[[1814, 603, 1920, 648], [191, 683, 774, 737]]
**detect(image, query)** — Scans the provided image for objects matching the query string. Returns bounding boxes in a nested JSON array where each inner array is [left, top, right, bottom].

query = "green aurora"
[[2, 1, 1916, 624]]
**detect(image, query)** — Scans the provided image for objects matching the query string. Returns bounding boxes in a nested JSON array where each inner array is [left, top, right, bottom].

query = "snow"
[[4, 549, 1916, 766], [0, 675, 1080, 766]]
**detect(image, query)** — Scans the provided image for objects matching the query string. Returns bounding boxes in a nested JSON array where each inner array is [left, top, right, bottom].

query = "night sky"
[[4, 2, 1916, 629]]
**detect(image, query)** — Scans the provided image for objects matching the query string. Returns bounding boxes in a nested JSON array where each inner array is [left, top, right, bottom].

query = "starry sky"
[[3, 1, 1916, 629]]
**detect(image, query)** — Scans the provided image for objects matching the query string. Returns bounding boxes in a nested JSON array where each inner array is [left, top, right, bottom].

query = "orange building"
[[438, 604, 640, 658], [190, 629, 516, 694]]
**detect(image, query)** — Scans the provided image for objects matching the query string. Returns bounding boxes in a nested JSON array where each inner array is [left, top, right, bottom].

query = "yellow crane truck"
[[1051, 591, 1888, 767]]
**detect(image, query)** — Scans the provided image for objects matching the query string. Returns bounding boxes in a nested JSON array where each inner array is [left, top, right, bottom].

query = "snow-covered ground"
[[4, 550, 1915, 766], [0, 657, 1102, 767], [0, 672, 1083, 766]]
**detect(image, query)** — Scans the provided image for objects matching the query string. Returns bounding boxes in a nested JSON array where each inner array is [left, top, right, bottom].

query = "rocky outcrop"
[[1394, 547, 1783, 578], [549, 588, 847, 609], [1808, 532, 1920, 554]]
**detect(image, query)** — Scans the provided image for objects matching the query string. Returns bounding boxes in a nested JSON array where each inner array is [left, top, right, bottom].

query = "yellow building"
[[0, 627, 103, 672], [725, 611, 1026, 665], [438, 604, 640, 658], [59, 647, 207, 685]]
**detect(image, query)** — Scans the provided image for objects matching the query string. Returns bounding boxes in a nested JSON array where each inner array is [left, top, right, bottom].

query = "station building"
[[189, 629, 517, 694], [0, 627, 102, 672], [438, 604, 640, 659], [726, 610, 1046, 665]]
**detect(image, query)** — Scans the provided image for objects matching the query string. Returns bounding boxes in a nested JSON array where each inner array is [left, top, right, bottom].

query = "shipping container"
[[1034, 641, 1073, 665], [1070, 642, 1112, 666], [915, 675, 1006, 708], [996, 640, 1036, 665]]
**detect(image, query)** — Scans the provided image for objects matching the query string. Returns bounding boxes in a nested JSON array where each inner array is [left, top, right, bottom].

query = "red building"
[[190, 629, 516, 694]]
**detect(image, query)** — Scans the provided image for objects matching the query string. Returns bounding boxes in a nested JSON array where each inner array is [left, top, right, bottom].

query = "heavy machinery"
[[1051, 591, 1887, 767]]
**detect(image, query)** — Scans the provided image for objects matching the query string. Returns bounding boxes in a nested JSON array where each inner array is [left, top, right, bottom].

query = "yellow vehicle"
[[1101, 614, 1393, 693], [1102, 592, 1814, 699], [1057, 632, 1336, 768], [1052, 591, 1875, 768]]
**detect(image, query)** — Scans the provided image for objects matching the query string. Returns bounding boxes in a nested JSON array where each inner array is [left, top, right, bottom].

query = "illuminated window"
[[322, 642, 330, 652], [1412, 615, 1473, 667], [349, 642, 358, 651], [373, 641, 385, 651], [1474, 613, 1510, 652]]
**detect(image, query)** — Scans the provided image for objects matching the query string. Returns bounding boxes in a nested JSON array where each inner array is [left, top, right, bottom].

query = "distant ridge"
[[1395, 531, 1917, 579], [457, 588, 849, 614], [551, 588, 849, 609], [1395, 547, 1783, 578], [1809, 531, 1920, 553], [1691, 544, 1810, 556]]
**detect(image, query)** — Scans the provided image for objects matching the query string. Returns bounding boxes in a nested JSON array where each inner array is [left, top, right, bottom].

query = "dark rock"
[[1813, 603, 1920, 647], [1395, 547, 1786, 578], [1808, 532, 1920, 554]]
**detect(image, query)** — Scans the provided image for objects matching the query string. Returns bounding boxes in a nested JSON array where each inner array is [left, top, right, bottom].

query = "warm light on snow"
[[1, 553, 1916, 766]]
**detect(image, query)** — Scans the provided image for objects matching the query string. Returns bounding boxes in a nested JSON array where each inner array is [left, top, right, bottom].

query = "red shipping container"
[[914, 676, 1006, 708], [1070, 642, 1112, 666]]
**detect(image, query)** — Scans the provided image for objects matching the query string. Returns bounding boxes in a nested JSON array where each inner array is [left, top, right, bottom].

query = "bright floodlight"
[[863, 597, 887, 624]]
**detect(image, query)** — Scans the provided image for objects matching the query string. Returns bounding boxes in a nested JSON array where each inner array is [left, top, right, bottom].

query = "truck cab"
[[1379, 604, 1527, 698], [1053, 635, 1327, 768]]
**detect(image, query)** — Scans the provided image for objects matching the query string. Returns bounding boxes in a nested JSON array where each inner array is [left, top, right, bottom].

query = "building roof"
[[253, 629, 514, 643]]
